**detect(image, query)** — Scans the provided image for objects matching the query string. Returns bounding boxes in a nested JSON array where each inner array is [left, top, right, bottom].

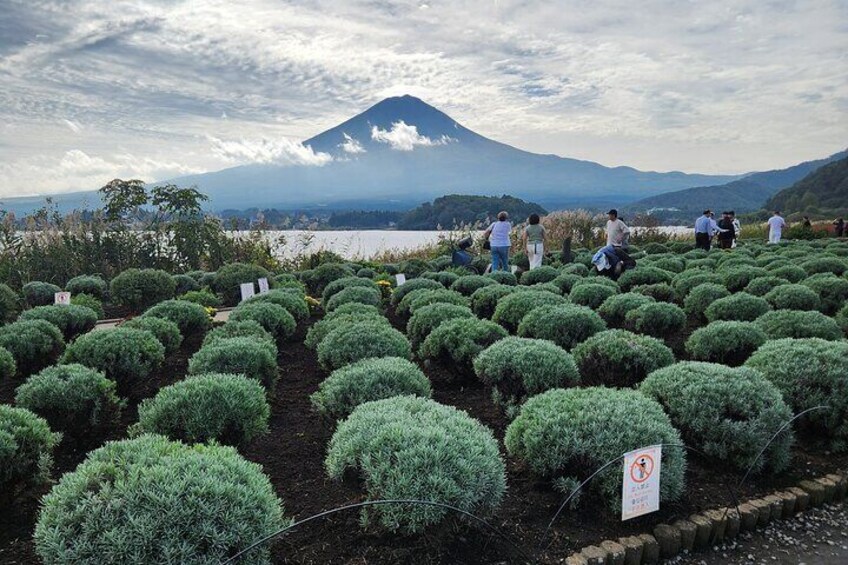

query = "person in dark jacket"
[[717, 211, 736, 249], [834, 218, 845, 237]]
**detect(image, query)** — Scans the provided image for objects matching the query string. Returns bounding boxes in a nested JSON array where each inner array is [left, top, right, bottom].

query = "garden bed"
[[2, 316, 845, 565]]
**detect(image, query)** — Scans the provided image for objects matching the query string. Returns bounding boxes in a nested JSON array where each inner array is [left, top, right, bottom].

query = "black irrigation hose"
[[538, 443, 743, 556], [736, 405, 830, 493], [220, 499, 535, 565]]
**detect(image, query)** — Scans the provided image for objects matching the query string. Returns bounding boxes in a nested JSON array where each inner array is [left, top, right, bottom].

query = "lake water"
[[240, 227, 692, 260]]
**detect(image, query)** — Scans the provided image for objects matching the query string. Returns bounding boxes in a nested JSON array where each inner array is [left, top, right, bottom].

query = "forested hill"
[[397, 195, 546, 230], [765, 156, 848, 216]]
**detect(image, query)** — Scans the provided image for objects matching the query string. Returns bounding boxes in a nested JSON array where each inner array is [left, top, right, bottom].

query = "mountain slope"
[[625, 149, 848, 222], [766, 156, 848, 215]]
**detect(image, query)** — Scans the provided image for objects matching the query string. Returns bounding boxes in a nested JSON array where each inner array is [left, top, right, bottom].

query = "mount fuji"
[[174, 95, 740, 211], [2, 95, 745, 214]]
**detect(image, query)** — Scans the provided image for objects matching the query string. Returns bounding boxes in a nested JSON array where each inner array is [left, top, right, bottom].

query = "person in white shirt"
[[767, 211, 786, 244], [606, 209, 630, 248], [731, 211, 741, 248]]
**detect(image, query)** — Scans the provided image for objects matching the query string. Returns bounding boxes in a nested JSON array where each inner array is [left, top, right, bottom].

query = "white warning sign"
[[621, 445, 661, 521], [54, 291, 71, 305], [395, 273, 407, 286], [240, 282, 256, 302]]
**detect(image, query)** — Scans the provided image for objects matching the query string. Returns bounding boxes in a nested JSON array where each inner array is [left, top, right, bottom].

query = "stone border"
[[564, 472, 847, 565]]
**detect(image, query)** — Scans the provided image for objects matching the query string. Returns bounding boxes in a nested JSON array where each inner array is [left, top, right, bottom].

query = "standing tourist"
[[484, 211, 512, 272], [731, 211, 741, 248], [767, 211, 786, 244], [606, 209, 630, 248], [694, 210, 715, 251], [833, 217, 845, 237], [522, 213, 546, 270], [717, 211, 736, 249]]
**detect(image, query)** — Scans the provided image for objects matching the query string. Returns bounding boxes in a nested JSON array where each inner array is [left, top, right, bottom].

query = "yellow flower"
[[377, 280, 392, 286]]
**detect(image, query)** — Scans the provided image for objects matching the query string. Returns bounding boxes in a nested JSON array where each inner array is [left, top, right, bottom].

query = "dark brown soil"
[[1, 315, 846, 565]]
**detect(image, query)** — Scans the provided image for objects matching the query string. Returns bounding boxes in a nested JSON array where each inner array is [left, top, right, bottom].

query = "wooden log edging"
[[563, 472, 847, 565]]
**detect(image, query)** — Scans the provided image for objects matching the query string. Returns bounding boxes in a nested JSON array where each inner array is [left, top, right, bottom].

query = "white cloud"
[[62, 119, 82, 133], [370, 121, 454, 151], [339, 133, 366, 154], [208, 136, 333, 166]]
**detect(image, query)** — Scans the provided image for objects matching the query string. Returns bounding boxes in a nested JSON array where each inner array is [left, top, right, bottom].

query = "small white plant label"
[[257, 277, 270, 294], [395, 274, 407, 286], [240, 282, 255, 302], [621, 445, 662, 521], [54, 291, 71, 305]]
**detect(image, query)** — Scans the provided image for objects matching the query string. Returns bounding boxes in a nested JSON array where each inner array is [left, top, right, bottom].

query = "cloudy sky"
[[1, 0, 846, 197]]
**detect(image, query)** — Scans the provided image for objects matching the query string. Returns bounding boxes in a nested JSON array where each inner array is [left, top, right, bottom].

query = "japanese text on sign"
[[621, 445, 661, 521]]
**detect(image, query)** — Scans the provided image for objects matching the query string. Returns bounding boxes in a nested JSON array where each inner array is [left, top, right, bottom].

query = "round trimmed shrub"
[[109, 268, 176, 312], [649, 256, 686, 273], [450, 275, 498, 296], [133, 373, 269, 448], [530, 282, 562, 295], [631, 283, 677, 303], [390, 278, 443, 307], [517, 304, 606, 350], [172, 274, 200, 295], [473, 337, 579, 413], [326, 396, 505, 533], [574, 276, 619, 290], [0, 346, 15, 380], [398, 258, 430, 278], [304, 310, 387, 351], [625, 302, 686, 338], [572, 329, 675, 387], [419, 317, 508, 371], [326, 301, 381, 317], [62, 328, 165, 396], [519, 266, 560, 286], [746, 338, 848, 451], [303, 262, 355, 294], [188, 338, 278, 389], [768, 264, 808, 283], [801, 273, 848, 314], [569, 283, 619, 310], [202, 320, 276, 353], [470, 285, 517, 319], [357, 267, 376, 279], [0, 283, 21, 322], [70, 293, 104, 319], [244, 289, 309, 321], [0, 319, 65, 377], [561, 263, 590, 276], [311, 357, 432, 419], [34, 435, 285, 564], [396, 288, 466, 317], [14, 364, 122, 436], [121, 316, 183, 354], [0, 404, 59, 495], [141, 299, 211, 336], [597, 292, 654, 327], [684, 282, 731, 320], [65, 275, 107, 299], [640, 362, 792, 473], [755, 309, 843, 340], [764, 284, 821, 311], [505, 387, 685, 510], [211, 262, 275, 306], [486, 270, 518, 285], [551, 273, 583, 294], [704, 293, 772, 322], [685, 321, 767, 366], [19, 304, 97, 341], [618, 266, 673, 291], [720, 266, 769, 292], [22, 281, 62, 307], [800, 256, 847, 276], [492, 289, 567, 332], [429, 270, 462, 288], [407, 303, 475, 351], [744, 276, 790, 297], [838, 303, 848, 335], [325, 286, 382, 312], [672, 271, 723, 298], [321, 276, 378, 306], [229, 302, 296, 344], [318, 321, 411, 371], [177, 289, 222, 308]]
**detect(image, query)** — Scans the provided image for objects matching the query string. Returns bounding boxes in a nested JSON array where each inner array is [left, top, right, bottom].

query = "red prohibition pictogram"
[[629, 453, 655, 483]]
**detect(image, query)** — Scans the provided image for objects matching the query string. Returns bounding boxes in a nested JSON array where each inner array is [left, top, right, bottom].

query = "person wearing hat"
[[606, 209, 630, 248], [694, 209, 716, 251]]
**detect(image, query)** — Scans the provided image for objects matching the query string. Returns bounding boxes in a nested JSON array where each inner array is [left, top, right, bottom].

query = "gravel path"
[[672, 503, 848, 565]]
